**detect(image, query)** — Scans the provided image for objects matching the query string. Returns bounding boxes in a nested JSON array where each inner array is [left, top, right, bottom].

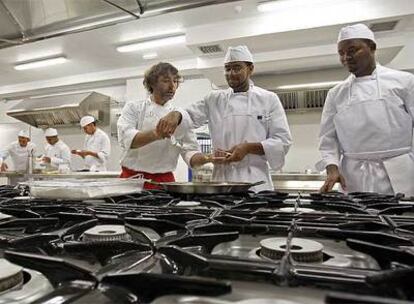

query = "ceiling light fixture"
[[142, 52, 158, 60], [276, 81, 341, 90], [14, 56, 67, 71], [117, 34, 186, 53]]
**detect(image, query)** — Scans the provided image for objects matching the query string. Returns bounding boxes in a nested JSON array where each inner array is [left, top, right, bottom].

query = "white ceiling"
[[1, 0, 414, 98]]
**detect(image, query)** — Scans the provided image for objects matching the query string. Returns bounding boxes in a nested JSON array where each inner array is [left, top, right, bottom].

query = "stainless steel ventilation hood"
[[0, 0, 240, 49], [6, 92, 110, 128]]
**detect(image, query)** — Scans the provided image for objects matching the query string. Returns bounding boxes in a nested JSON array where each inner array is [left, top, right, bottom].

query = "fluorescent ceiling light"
[[142, 52, 158, 60], [117, 35, 186, 53], [277, 81, 341, 90], [14, 56, 67, 70]]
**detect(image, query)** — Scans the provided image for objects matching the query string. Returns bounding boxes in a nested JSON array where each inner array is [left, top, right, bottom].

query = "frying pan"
[[149, 180, 265, 194]]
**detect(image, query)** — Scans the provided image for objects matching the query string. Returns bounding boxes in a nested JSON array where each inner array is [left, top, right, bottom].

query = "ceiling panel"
[[0, 0, 414, 97]]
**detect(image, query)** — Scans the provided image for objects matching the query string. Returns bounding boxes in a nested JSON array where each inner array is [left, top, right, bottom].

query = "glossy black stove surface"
[[0, 185, 413, 304]]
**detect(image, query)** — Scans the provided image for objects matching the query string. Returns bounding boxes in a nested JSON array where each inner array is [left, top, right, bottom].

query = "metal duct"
[[0, 0, 240, 49], [6, 92, 110, 128]]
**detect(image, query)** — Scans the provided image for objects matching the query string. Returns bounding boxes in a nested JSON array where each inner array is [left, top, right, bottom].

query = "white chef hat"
[[80, 115, 96, 127], [224, 45, 254, 64], [337, 23, 376, 44], [18, 130, 30, 138], [44, 128, 58, 137]]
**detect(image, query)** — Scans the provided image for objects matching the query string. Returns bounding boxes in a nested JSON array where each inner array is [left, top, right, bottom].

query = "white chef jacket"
[[317, 65, 414, 194], [45, 140, 71, 170], [117, 97, 200, 173], [179, 84, 292, 192], [84, 128, 111, 171], [0, 141, 36, 172]]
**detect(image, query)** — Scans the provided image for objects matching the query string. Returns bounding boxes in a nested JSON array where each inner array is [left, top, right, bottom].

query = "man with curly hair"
[[117, 62, 209, 189]]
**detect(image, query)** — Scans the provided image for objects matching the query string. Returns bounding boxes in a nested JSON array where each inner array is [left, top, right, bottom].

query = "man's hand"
[[42, 156, 51, 164], [156, 111, 182, 138], [152, 129, 163, 140], [71, 150, 87, 158], [0, 162, 8, 172], [320, 164, 347, 193], [225, 143, 249, 163], [190, 153, 212, 167], [72, 150, 102, 159], [71, 150, 82, 157], [208, 149, 231, 164]]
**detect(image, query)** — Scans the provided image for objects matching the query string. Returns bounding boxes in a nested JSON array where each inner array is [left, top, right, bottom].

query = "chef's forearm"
[[86, 151, 99, 159], [326, 164, 339, 174], [190, 153, 210, 168], [242, 143, 265, 155], [171, 111, 182, 125], [130, 130, 161, 149]]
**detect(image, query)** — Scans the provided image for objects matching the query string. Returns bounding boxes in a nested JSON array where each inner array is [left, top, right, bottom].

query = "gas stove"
[[0, 185, 413, 304]]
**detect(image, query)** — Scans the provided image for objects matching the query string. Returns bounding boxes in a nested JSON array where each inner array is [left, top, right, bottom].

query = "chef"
[[43, 128, 71, 172], [317, 24, 414, 196], [0, 130, 36, 172], [117, 62, 209, 189], [71, 115, 111, 171], [157, 46, 292, 192]]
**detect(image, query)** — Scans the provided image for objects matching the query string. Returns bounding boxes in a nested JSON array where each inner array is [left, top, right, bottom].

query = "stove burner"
[[82, 225, 131, 242], [260, 238, 324, 263], [0, 267, 53, 304], [1, 184, 414, 303], [0, 259, 23, 293], [176, 201, 201, 207], [278, 207, 315, 213]]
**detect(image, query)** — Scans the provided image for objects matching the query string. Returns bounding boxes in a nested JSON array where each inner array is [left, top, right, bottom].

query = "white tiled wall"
[[284, 111, 322, 173]]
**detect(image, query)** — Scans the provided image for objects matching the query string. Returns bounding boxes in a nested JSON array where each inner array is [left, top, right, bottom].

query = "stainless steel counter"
[[272, 173, 333, 193], [0, 171, 121, 185], [272, 173, 326, 181], [1, 171, 331, 192]]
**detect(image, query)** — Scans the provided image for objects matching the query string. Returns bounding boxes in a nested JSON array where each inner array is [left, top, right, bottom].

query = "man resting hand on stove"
[[117, 62, 210, 190], [317, 24, 414, 196]]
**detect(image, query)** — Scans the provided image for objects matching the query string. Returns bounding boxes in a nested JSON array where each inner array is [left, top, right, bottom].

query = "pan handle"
[[146, 180, 162, 186], [126, 173, 144, 179], [146, 180, 174, 187], [249, 180, 266, 187], [145, 180, 169, 191]]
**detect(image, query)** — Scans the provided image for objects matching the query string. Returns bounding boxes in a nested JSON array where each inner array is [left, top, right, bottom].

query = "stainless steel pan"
[[150, 181, 265, 194]]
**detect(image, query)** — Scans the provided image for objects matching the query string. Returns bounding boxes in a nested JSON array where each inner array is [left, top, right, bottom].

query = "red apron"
[[120, 166, 175, 190]]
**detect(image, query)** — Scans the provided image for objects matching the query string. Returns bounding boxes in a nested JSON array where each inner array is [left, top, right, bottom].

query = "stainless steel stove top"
[[0, 185, 413, 304], [152, 281, 326, 304], [0, 266, 53, 304], [212, 234, 380, 269]]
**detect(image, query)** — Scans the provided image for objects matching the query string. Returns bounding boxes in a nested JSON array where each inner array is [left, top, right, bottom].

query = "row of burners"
[[2, 185, 413, 216], [0, 185, 414, 303]]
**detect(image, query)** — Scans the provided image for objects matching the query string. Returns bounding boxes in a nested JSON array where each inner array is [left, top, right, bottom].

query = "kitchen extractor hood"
[[0, 0, 240, 49], [6, 92, 110, 128]]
